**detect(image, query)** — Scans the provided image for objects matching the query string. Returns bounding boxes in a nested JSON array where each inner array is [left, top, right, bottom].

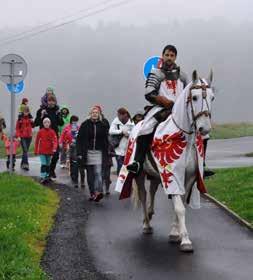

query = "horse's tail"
[[131, 179, 141, 209]]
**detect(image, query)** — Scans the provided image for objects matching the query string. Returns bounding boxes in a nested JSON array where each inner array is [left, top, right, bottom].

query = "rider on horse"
[[127, 45, 188, 174]]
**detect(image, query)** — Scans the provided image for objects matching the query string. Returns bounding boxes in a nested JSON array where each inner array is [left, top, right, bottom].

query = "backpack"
[[109, 124, 123, 149]]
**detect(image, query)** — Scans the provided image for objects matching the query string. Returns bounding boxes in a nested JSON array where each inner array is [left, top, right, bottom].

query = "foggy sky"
[[0, 0, 252, 30], [0, 0, 253, 126]]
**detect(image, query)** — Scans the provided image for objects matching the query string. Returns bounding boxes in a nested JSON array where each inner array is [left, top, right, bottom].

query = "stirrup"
[[127, 161, 141, 174], [204, 169, 215, 178]]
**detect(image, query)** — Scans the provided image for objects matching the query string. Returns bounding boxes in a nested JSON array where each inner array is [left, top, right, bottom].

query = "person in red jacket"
[[16, 106, 33, 171], [35, 118, 58, 184]]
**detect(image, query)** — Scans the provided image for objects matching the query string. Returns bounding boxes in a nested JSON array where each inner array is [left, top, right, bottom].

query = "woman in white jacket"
[[109, 108, 134, 174]]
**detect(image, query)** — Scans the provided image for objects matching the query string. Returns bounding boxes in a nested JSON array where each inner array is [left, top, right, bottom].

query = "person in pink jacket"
[[59, 117, 79, 150], [1, 133, 20, 171]]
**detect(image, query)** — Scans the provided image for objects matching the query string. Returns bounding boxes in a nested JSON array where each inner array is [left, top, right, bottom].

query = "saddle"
[[153, 108, 172, 123]]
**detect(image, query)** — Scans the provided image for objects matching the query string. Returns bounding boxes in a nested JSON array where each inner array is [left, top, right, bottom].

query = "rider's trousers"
[[133, 133, 154, 165]]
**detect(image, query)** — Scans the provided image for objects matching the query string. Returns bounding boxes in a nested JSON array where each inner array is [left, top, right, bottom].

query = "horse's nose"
[[199, 127, 204, 133]]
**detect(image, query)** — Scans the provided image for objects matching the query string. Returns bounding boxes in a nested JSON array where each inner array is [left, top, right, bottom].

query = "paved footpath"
[[206, 136, 253, 168], [0, 137, 253, 280]]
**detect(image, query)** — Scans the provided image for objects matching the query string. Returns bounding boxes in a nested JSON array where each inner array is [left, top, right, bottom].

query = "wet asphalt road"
[[0, 137, 253, 279], [86, 178, 253, 280], [206, 136, 253, 168]]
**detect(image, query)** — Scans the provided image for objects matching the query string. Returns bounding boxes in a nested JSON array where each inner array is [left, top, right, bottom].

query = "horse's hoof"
[[148, 212, 154, 220], [180, 243, 194, 253], [168, 235, 181, 243], [143, 227, 153, 234]]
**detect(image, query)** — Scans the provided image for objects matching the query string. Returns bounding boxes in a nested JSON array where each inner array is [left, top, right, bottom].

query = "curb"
[[203, 193, 253, 232]]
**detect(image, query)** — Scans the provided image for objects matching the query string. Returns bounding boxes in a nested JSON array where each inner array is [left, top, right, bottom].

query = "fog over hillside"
[[0, 1, 252, 125]]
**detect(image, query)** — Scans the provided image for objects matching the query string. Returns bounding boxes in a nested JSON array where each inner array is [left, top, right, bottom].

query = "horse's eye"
[[211, 96, 215, 101], [192, 95, 198, 101]]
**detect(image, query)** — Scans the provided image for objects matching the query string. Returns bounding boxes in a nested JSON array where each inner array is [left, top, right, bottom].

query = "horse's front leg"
[[172, 195, 193, 252], [136, 176, 153, 234], [147, 179, 160, 221], [168, 213, 181, 243]]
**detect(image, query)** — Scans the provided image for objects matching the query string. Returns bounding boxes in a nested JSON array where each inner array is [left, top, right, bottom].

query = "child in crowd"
[[59, 115, 85, 188], [35, 118, 58, 184], [59, 105, 71, 168], [19, 97, 29, 114], [16, 106, 33, 171], [1, 133, 20, 171]]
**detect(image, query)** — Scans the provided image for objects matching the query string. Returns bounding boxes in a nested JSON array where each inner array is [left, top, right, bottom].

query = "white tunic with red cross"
[[139, 77, 185, 136]]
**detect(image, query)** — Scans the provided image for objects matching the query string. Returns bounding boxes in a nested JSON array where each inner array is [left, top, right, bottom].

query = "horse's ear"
[[192, 70, 198, 84], [207, 69, 213, 86]]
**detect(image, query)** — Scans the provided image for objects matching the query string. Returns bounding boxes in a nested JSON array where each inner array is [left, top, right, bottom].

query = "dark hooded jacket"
[[0, 115, 6, 133], [76, 119, 108, 165], [34, 105, 64, 135]]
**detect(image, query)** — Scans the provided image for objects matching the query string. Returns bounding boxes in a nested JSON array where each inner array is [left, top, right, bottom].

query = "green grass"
[[245, 152, 253, 157], [211, 122, 253, 139], [0, 140, 5, 158], [0, 173, 59, 279], [205, 167, 253, 226]]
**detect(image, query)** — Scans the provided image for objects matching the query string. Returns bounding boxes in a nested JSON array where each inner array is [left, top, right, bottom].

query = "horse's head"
[[187, 70, 215, 136]]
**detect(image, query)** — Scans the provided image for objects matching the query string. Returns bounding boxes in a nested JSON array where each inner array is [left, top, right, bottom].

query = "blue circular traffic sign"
[[6, 80, 24, 94], [143, 56, 162, 79]]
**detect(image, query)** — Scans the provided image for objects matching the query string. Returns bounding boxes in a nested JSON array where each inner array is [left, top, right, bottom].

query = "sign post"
[[0, 54, 27, 173], [143, 56, 162, 79]]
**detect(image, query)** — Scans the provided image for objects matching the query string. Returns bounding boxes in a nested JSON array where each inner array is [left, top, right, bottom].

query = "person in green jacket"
[[59, 105, 71, 168]]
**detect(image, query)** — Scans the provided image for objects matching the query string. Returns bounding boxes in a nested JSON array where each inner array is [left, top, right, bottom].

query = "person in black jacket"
[[0, 113, 6, 133], [94, 105, 112, 195], [0, 113, 6, 172], [77, 106, 108, 202], [34, 93, 64, 179]]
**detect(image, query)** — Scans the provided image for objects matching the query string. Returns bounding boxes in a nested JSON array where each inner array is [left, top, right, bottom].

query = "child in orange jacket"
[[1, 133, 20, 171]]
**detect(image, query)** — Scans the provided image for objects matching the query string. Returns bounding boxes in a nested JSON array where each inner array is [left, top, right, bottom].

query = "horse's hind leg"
[[148, 179, 160, 221], [172, 195, 193, 252], [136, 175, 153, 234]]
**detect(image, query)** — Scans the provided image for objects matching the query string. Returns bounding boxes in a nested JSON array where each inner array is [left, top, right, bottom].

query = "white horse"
[[133, 70, 215, 253]]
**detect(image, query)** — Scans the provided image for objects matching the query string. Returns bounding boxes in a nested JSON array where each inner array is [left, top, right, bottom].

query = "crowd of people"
[[0, 87, 144, 202], [0, 44, 215, 203]]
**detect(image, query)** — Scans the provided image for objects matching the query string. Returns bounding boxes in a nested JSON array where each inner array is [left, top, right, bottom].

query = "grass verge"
[[245, 152, 253, 157], [205, 167, 253, 226], [0, 173, 59, 279], [211, 122, 253, 139]]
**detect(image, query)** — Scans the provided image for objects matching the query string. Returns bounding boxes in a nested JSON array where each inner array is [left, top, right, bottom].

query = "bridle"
[[172, 78, 212, 135], [189, 78, 211, 122]]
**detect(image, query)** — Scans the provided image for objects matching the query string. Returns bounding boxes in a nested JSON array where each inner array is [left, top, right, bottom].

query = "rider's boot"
[[127, 133, 153, 174]]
